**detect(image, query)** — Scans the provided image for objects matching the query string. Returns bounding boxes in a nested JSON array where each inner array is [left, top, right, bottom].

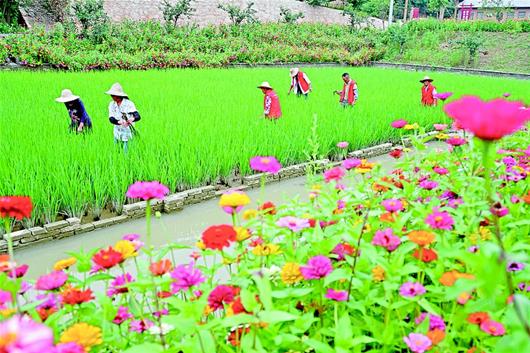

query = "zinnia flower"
[[403, 333, 431, 353], [207, 285, 236, 311], [59, 323, 102, 351], [355, 159, 376, 174], [234, 226, 251, 241], [372, 228, 401, 252], [281, 263, 303, 284], [407, 230, 435, 247], [400, 282, 426, 297], [419, 180, 439, 190], [479, 320, 506, 336], [490, 202, 509, 217], [331, 243, 356, 261], [170, 263, 205, 292], [276, 216, 310, 232], [506, 261, 525, 272], [381, 199, 403, 213], [258, 201, 276, 215], [114, 240, 137, 259], [201, 225, 237, 250], [433, 166, 449, 175], [389, 148, 403, 159], [342, 158, 362, 170], [122, 234, 144, 250], [219, 191, 250, 214], [92, 247, 124, 269], [251, 244, 281, 256], [324, 167, 345, 183], [112, 306, 133, 325], [7, 264, 28, 279], [54, 342, 86, 353], [415, 313, 446, 331], [391, 119, 408, 128], [425, 210, 454, 230], [53, 258, 77, 271], [107, 273, 134, 297], [0, 196, 33, 220], [36, 271, 68, 291], [433, 124, 448, 131], [413, 248, 438, 262], [126, 181, 169, 200], [467, 312, 490, 325], [434, 92, 453, 101], [129, 319, 154, 333], [372, 265, 385, 282], [61, 287, 94, 305], [0, 315, 54, 353], [300, 255, 333, 280], [325, 289, 348, 301], [337, 141, 349, 149], [149, 259, 173, 276], [446, 137, 467, 146], [250, 156, 282, 174], [444, 96, 530, 141]]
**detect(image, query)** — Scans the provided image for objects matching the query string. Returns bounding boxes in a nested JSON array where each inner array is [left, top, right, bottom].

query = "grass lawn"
[[1, 67, 528, 225]]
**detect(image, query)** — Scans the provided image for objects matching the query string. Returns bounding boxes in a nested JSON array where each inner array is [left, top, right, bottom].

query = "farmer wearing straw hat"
[[258, 82, 282, 120], [420, 76, 438, 106], [288, 68, 312, 98], [334, 73, 358, 107], [55, 89, 92, 133], [105, 83, 141, 152]]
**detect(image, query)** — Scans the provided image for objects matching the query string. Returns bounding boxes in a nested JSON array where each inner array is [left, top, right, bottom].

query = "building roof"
[[458, 0, 530, 8]]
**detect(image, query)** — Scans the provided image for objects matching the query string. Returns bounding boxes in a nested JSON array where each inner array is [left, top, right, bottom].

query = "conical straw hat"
[[419, 76, 434, 83], [55, 89, 79, 103], [257, 81, 273, 90], [105, 82, 128, 97]]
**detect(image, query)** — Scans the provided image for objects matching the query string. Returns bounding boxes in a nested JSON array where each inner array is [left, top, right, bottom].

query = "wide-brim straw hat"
[[257, 81, 274, 90], [290, 68, 299, 77], [105, 82, 128, 97], [419, 76, 434, 83], [55, 89, 79, 103]]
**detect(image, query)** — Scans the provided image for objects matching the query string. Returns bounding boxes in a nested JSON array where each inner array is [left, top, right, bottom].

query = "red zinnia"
[[0, 196, 33, 220], [202, 225, 237, 250], [231, 297, 250, 315], [207, 285, 236, 311], [61, 287, 94, 305], [259, 201, 277, 215], [413, 248, 438, 262], [149, 259, 173, 276], [92, 247, 124, 269], [389, 149, 403, 159], [467, 312, 490, 325]]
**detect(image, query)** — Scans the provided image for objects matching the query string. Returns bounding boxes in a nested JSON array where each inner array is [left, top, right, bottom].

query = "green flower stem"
[[4, 218, 21, 313], [146, 200, 152, 262], [347, 207, 370, 301]]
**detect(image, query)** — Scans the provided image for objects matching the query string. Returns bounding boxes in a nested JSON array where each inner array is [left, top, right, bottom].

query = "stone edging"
[[1, 131, 442, 251]]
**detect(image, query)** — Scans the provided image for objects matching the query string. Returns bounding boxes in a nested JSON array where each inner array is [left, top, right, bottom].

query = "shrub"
[[218, 1, 257, 25], [71, 0, 109, 42], [279, 6, 304, 24], [160, 0, 195, 27]]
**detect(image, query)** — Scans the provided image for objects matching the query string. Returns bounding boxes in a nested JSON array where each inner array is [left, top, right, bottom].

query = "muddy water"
[[16, 143, 445, 278]]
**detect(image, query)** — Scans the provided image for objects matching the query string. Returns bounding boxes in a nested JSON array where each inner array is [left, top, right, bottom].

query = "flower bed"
[[0, 97, 529, 352]]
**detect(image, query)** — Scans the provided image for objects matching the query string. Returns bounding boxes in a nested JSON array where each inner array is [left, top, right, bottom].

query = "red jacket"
[[340, 80, 356, 105], [264, 90, 282, 119], [421, 83, 437, 106], [291, 72, 311, 95]]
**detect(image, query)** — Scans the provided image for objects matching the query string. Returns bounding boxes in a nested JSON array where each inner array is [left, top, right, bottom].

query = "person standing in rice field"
[[55, 89, 92, 133], [106, 83, 141, 152], [334, 73, 358, 107], [288, 68, 312, 98], [258, 81, 282, 120], [420, 76, 438, 106]]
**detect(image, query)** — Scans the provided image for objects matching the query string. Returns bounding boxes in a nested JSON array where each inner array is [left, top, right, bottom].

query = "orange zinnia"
[[467, 312, 490, 325], [440, 271, 460, 286], [379, 212, 396, 223], [149, 259, 173, 276], [407, 230, 435, 247], [355, 160, 376, 174], [427, 329, 445, 345], [523, 191, 530, 204]]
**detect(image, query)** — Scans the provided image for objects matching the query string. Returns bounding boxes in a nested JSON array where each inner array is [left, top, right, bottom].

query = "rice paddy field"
[[1, 67, 529, 225]]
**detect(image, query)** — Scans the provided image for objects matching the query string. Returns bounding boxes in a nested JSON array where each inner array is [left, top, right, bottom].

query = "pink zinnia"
[[502, 93, 511, 98], [122, 233, 144, 251], [300, 255, 333, 280], [276, 216, 310, 232], [336, 141, 349, 149], [444, 96, 530, 141], [170, 263, 205, 292], [480, 320, 506, 336], [129, 319, 154, 333], [391, 119, 408, 128], [372, 228, 401, 252], [7, 264, 28, 279], [0, 315, 54, 353], [490, 202, 509, 217], [400, 282, 426, 297], [381, 199, 403, 213], [419, 180, 438, 190], [0, 290, 12, 309], [207, 285, 236, 311], [434, 92, 453, 101], [433, 124, 448, 131], [403, 333, 432, 353], [425, 210, 454, 230], [107, 273, 134, 297], [35, 271, 68, 291], [324, 167, 345, 183], [250, 156, 282, 174], [126, 181, 169, 200], [113, 306, 133, 325], [433, 166, 449, 175], [342, 158, 362, 170], [325, 289, 348, 301], [446, 137, 467, 146], [54, 342, 86, 353]]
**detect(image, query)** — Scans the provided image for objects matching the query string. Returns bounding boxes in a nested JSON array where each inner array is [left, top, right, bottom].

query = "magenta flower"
[[36, 293, 58, 310], [502, 93, 511, 98], [403, 333, 432, 353], [325, 289, 348, 301], [55, 342, 86, 353], [490, 202, 509, 217], [507, 262, 525, 272], [336, 141, 349, 149], [126, 181, 169, 200], [444, 96, 530, 141], [207, 285, 235, 311], [0, 315, 54, 353], [415, 313, 446, 331], [107, 273, 134, 297], [434, 92, 453, 101], [0, 290, 12, 309], [372, 228, 401, 252], [425, 210, 454, 230], [250, 156, 282, 174], [18, 281, 31, 295], [170, 263, 205, 293], [324, 167, 345, 183], [113, 306, 133, 325], [381, 199, 403, 213], [35, 271, 68, 291], [276, 216, 310, 232], [7, 264, 28, 279], [122, 234, 144, 251], [331, 243, 356, 261], [130, 319, 154, 333], [480, 320, 506, 336], [433, 166, 449, 175], [342, 158, 362, 170], [433, 124, 448, 131], [391, 119, 408, 129], [419, 180, 439, 190], [300, 255, 333, 280], [400, 282, 426, 297], [446, 137, 467, 146]]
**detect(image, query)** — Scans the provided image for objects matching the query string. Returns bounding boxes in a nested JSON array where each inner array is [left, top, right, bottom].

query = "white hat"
[[105, 82, 128, 97], [55, 89, 79, 103], [290, 68, 299, 77], [419, 76, 434, 83], [257, 81, 273, 90]]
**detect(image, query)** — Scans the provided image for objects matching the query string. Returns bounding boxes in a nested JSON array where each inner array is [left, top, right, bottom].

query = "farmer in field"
[[55, 89, 92, 133], [106, 83, 141, 152], [334, 73, 358, 107], [288, 68, 312, 98], [420, 76, 438, 106], [258, 81, 282, 120]]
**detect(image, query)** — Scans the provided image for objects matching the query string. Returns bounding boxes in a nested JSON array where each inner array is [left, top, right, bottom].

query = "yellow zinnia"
[[114, 240, 137, 259], [355, 160, 376, 174], [196, 240, 206, 250], [242, 209, 258, 220], [281, 263, 303, 284], [403, 123, 419, 130], [53, 257, 77, 271], [219, 191, 251, 207], [234, 226, 251, 241], [372, 265, 385, 282], [60, 323, 102, 351], [252, 244, 281, 256], [436, 133, 449, 140]]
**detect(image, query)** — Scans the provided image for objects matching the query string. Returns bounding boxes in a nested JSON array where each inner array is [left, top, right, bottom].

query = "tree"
[[428, 0, 451, 19], [305, 0, 330, 6], [1, 0, 32, 25], [72, 0, 108, 41], [342, 5, 368, 31], [45, 0, 71, 22], [482, 0, 513, 21], [160, 0, 194, 27], [218, 1, 257, 25], [457, 32, 485, 65], [361, 0, 389, 20], [279, 7, 305, 24], [388, 24, 408, 54]]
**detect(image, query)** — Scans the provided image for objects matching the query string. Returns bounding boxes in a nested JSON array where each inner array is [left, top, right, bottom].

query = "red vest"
[[264, 90, 282, 119], [293, 72, 310, 94], [421, 84, 436, 106], [340, 80, 356, 105]]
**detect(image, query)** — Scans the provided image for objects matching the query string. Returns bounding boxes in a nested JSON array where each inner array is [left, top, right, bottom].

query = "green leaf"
[[304, 338, 334, 353], [351, 335, 378, 346], [418, 298, 440, 315], [258, 310, 299, 324], [335, 313, 353, 349], [122, 343, 164, 353]]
